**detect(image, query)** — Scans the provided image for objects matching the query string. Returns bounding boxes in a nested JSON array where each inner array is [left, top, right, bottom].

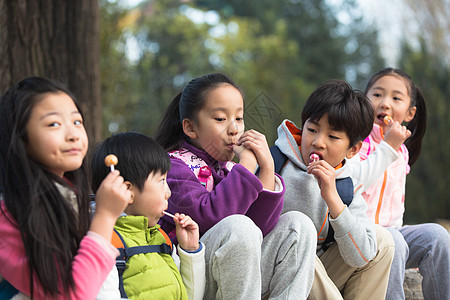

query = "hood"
[[275, 119, 307, 170]]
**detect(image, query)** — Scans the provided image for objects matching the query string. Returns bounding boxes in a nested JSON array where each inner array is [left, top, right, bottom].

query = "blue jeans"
[[386, 224, 450, 300]]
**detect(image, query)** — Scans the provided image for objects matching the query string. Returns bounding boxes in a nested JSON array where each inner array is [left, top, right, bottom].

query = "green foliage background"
[[100, 0, 449, 224]]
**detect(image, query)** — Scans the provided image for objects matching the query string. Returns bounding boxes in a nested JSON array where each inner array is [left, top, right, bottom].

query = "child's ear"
[[182, 118, 197, 139], [125, 181, 134, 204], [404, 106, 417, 123], [346, 141, 362, 159]]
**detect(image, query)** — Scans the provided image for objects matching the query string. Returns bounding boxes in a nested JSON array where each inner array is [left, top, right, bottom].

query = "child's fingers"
[[405, 128, 412, 139]]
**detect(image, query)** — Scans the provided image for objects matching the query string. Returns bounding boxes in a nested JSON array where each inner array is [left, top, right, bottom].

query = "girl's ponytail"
[[155, 92, 184, 151], [405, 86, 427, 166]]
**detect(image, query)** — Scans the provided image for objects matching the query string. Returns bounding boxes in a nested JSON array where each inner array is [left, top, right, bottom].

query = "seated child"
[[90, 132, 205, 300], [273, 79, 395, 299], [0, 77, 130, 299], [353, 67, 450, 299]]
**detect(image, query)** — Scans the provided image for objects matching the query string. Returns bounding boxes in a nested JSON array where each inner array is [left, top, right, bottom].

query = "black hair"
[[301, 79, 374, 147], [155, 73, 242, 151], [0, 77, 90, 296], [364, 68, 426, 166], [90, 132, 171, 193]]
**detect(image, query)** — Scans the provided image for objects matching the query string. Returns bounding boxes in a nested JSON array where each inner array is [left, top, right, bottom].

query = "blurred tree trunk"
[[0, 0, 101, 143]]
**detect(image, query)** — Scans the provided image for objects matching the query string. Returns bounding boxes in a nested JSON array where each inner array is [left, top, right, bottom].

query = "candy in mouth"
[[309, 153, 320, 163], [383, 115, 393, 125]]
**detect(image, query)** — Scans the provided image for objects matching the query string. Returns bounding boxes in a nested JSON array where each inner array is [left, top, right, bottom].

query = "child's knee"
[[279, 211, 316, 239], [218, 214, 263, 243], [387, 227, 409, 259]]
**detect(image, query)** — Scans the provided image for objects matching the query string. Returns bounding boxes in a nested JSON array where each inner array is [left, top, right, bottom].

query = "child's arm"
[[236, 129, 275, 191], [0, 209, 121, 299], [350, 122, 410, 188], [307, 160, 344, 219], [90, 170, 131, 242], [308, 161, 377, 267], [0, 171, 129, 299], [169, 213, 205, 300], [173, 213, 200, 252]]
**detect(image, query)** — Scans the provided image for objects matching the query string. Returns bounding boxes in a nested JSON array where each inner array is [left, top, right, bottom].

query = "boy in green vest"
[[90, 132, 205, 300]]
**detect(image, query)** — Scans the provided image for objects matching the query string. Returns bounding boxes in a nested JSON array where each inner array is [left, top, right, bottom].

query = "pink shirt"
[[359, 124, 410, 228], [0, 202, 119, 299]]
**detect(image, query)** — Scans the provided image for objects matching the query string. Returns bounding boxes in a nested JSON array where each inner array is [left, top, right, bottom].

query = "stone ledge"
[[404, 268, 423, 300]]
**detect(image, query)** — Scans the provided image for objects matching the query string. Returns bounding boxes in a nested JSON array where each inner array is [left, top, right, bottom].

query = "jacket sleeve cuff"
[[262, 174, 284, 193], [378, 140, 400, 161]]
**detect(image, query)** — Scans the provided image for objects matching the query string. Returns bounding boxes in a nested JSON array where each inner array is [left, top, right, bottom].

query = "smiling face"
[[25, 92, 88, 177], [183, 84, 245, 162], [366, 75, 416, 133], [301, 114, 360, 168], [126, 171, 171, 227]]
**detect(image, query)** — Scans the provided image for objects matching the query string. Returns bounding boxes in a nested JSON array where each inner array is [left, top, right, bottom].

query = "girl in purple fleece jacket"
[[155, 73, 317, 299]]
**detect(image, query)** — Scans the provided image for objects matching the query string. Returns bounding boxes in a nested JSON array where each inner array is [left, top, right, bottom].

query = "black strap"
[[117, 244, 173, 260], [116, 259, 127, 298], [270, 145, 289, 174], [0, 280, 19, 299], [321, 177, 354, 252]]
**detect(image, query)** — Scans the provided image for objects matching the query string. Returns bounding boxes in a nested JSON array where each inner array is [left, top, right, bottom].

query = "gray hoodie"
[[275, 119, 377, 267]]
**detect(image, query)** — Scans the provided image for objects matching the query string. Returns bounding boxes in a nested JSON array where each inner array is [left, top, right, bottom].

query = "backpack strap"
[[111, 228, 173, 298], [0, 280, 19, 299], [169, 148, 235, 192], [169, 149, 214, 192], [270, 145, 289, 174], [158, 227, 173, 250], [256, 145, 288, 175], [321, 177, 354, 252]]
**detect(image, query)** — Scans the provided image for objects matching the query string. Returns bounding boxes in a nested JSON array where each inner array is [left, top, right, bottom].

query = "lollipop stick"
[[110, 165, 115, 172], [163, 211, 176, 218]]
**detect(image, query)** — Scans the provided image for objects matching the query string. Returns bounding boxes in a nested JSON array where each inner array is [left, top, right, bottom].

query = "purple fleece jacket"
[[159, 142, 285, 238]]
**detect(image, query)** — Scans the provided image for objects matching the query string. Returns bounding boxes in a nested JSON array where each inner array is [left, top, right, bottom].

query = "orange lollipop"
[[105, 154, 118, 172], [383, 115, 393, 125]]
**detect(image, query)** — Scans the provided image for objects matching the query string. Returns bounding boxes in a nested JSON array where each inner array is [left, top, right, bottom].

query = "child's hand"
[[173, 213, 200, 252], [384, 121, 411, 151], [307, 160, 345, 219], [90, 170, 131, 240], [237, 130, 273, 169], [233, 144, 258, 174], [236, 130, 275, 190]]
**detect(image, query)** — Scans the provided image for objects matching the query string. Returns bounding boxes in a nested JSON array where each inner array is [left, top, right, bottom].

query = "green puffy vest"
[[115, 216, 188, 300]]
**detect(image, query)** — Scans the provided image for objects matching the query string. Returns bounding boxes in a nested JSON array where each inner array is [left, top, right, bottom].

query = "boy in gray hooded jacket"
[[274, 79, 395, 299]]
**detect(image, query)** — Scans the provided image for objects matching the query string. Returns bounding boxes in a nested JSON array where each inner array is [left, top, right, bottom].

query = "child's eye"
[[48, 122, 60, 127], [236, 117, 243, 122], [393, 97, 402, 101], [372, 93, 382, 98], [307, 127, 316, 133], [329, 135, 340, 140], [215, 118, 225, 122], [74, 120, 83, 125]]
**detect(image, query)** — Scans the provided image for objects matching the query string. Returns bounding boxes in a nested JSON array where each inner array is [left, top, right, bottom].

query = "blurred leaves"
[[99, 0, 449, 222]]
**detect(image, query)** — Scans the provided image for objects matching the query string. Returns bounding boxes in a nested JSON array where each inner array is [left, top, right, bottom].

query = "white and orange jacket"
[[354, 123, 408, 228]]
